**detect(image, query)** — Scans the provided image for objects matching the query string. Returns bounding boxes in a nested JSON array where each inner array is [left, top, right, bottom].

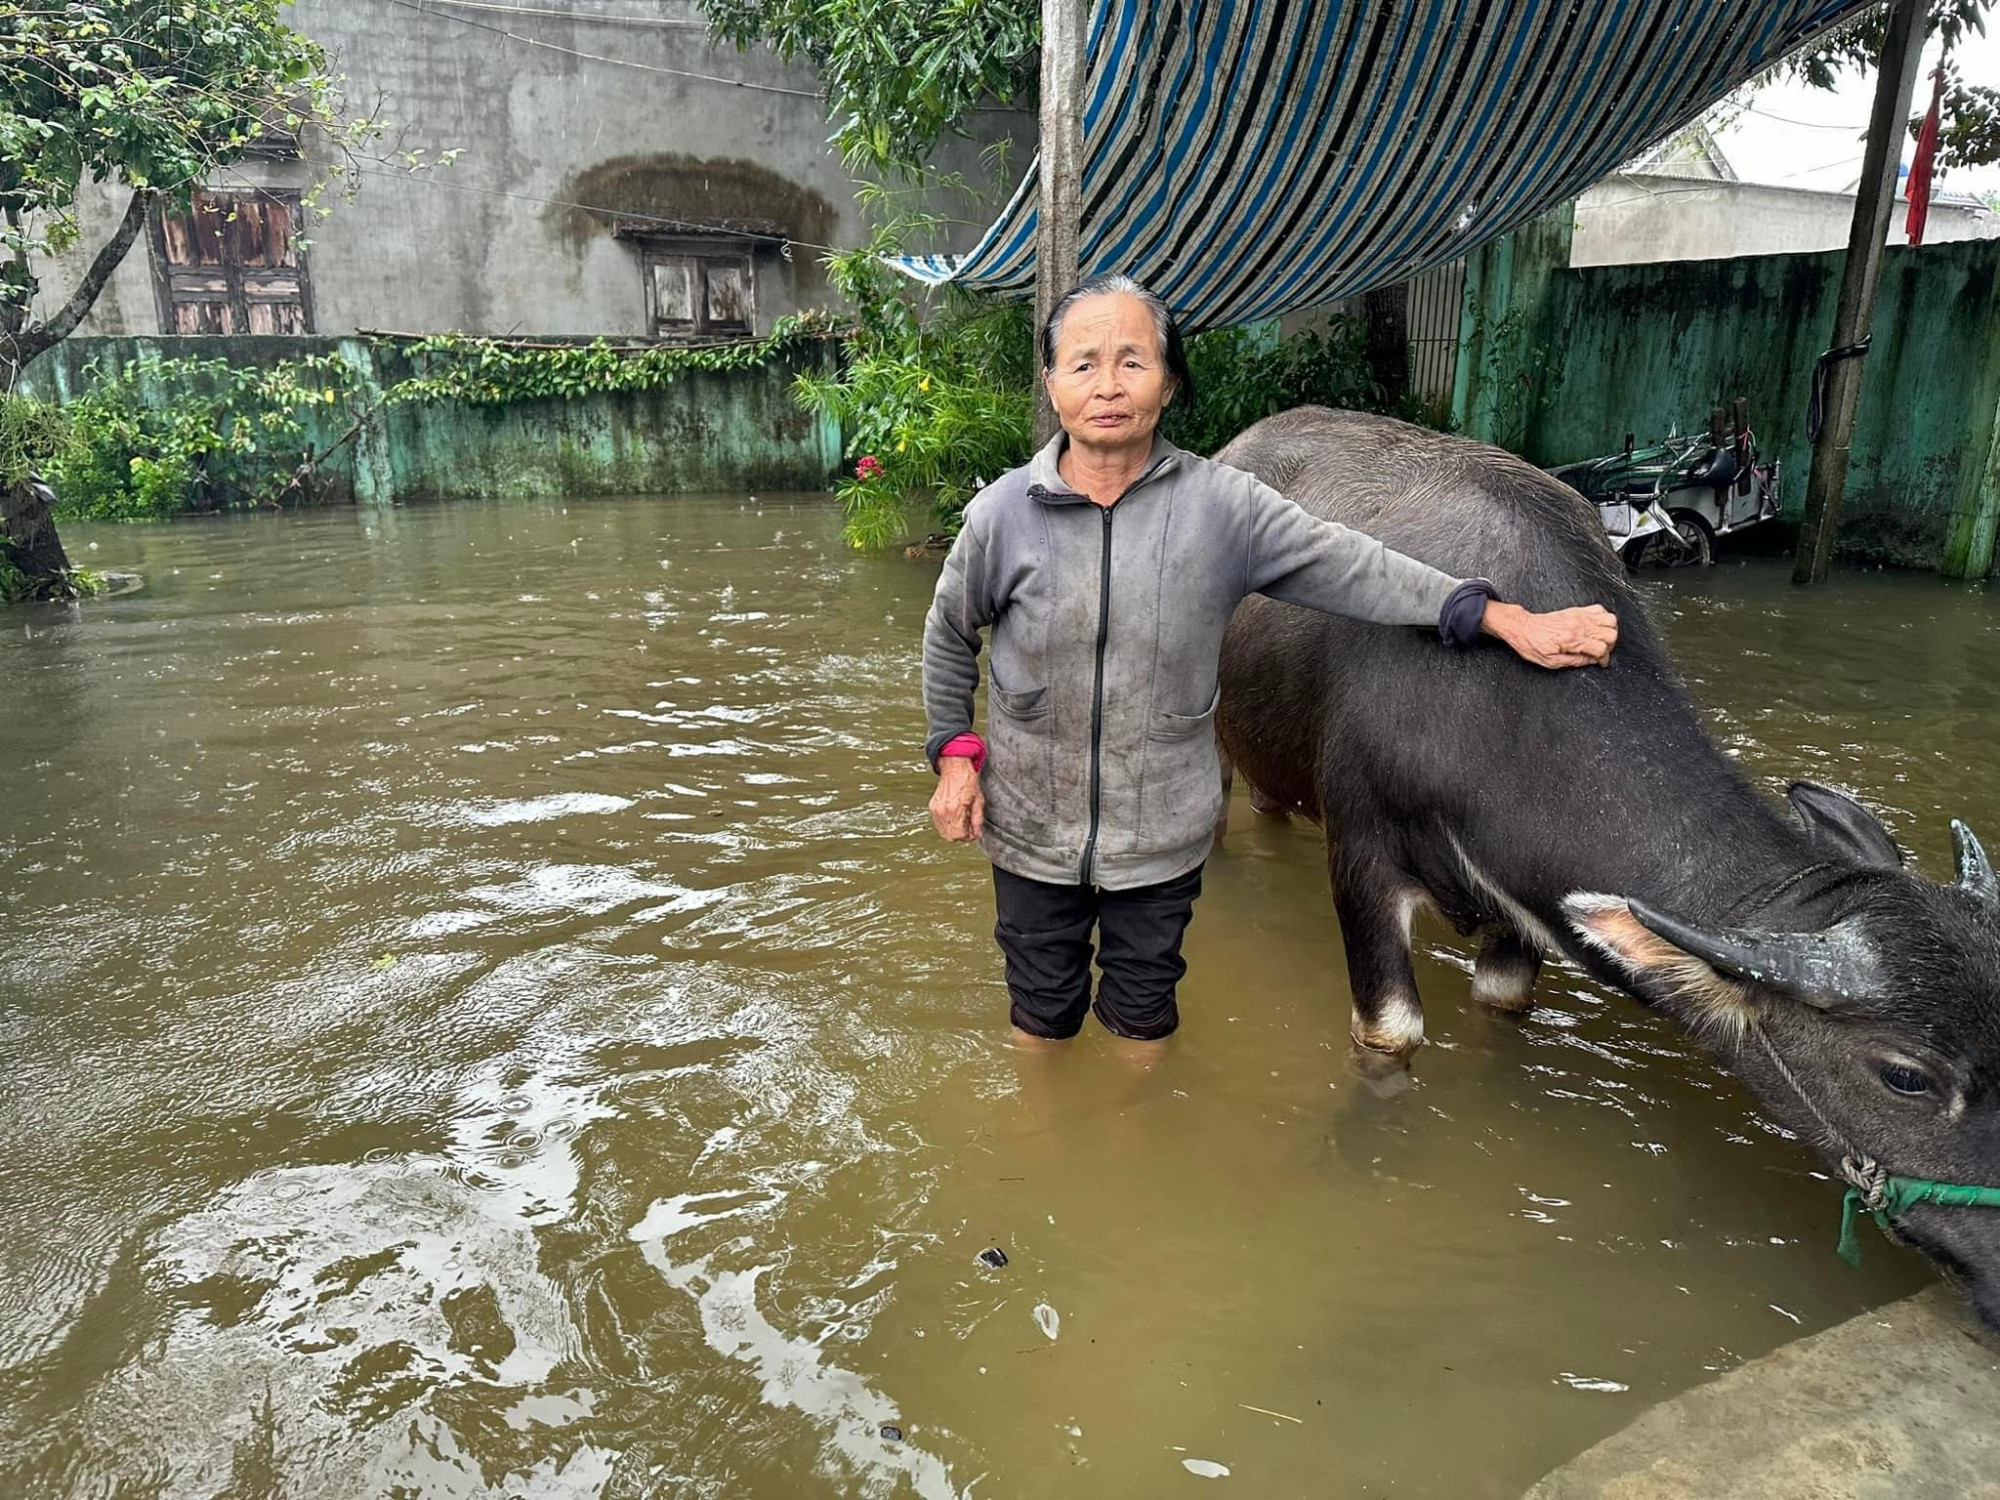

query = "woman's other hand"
[[931, 758, 986, 842], [1481, 600, 1618, 669]]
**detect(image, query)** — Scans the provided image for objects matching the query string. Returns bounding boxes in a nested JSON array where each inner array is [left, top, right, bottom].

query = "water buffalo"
[[1212, 406, 2000, 1324]]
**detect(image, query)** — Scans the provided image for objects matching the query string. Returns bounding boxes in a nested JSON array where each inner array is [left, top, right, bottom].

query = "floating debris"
[[1032, 1303, 1060, 1341], [1556, 1372, 1630, 1393], [879, 1424, 903, 1442], [978, 1247, 1008, 1269], [1182, 1458, 1231, 1478]]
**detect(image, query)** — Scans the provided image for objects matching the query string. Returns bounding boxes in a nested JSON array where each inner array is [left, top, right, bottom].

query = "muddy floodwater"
[[3, 494, 1995, 1499]]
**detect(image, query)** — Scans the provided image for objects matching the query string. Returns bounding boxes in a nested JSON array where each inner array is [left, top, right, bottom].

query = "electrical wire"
[[376, 0, 823, 98], [417, 0, 709, 27], [1741, 103, 1870, 130]]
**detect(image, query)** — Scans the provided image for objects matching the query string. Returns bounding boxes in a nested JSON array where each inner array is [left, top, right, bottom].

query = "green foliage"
[[386, 314, 844, 407], [1779, 0, 1999, 168], [791, 226, 1409, 549], [794, 232, 1034, 549], [699, 0, 1038, 176], [45, 354, 370, 520], [0, 393, 70, 487], [1163, 319, 1388, 457], [0, 557, 106, 604], [1931, 73, 2000, 171]]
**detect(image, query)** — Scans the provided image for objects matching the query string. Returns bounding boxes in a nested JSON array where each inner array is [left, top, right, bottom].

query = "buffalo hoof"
[[1348, 1047, 1416, 1095], [1248, 782, 1288, 818], [1471, 930, 1540, 1014], [1349, 1038, 1415, 1076], [1470, 969, 1537, 1014], [1349, 996, 1425, 1057]]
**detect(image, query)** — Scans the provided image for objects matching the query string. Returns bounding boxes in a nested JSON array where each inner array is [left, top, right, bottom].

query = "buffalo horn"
[[1953, 819, 2000, 909], [1624, 898, 1884, 1005]]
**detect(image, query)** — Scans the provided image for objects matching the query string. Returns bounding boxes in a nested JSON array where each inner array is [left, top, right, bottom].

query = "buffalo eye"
[[1878, 1062, 1935, 1098]]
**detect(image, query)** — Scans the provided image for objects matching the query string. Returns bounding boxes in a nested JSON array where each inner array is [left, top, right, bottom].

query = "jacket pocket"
[[1146, 684, 1220, 741], [992, 681, 1051, 722], [985, 679, 1057, 845], [1139, 686, 1223, 848]]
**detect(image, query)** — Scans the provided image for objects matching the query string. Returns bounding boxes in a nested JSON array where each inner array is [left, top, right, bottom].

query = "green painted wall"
[[1453, 203, 1577, 452], [20, 335, 845, 503], [1465, 237, 2000, 574]]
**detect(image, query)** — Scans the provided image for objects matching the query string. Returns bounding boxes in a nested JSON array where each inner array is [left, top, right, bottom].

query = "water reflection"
[[0, 503, 1985, 1497]]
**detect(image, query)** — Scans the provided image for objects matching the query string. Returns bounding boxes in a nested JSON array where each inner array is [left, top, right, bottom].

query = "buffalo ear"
[[1788, 782, 1902, 870], [1561, 893, 1755, 1037]]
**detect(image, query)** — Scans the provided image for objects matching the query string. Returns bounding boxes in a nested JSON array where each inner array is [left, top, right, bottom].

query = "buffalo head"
[[1565, 784, 2000, 1326]]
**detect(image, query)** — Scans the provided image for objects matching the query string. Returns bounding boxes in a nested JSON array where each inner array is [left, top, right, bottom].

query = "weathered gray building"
[[34, 0, 1027, 341]]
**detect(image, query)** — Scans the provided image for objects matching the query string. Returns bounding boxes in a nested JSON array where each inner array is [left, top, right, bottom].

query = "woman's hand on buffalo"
[[1480, 600, 1619, 669], [930, 757, 986, 842]]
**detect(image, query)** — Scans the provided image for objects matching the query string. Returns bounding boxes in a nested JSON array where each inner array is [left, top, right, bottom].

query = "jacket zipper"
[[1080, 503, 1115, 886], [1037, 451, 1171, 887]]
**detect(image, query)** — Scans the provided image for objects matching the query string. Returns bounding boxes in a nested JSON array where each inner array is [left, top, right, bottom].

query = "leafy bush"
[[0, 393, 69, 488], [795, 234, 1035, 549], [797, 240, 1410, 549], [1165, 317, 1388, 457], [45, 355, 371, 520]]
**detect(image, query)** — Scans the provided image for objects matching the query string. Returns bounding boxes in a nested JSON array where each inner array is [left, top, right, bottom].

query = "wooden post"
[[1792, 0, 1928, 585], [1033, 0, 1088, 449]]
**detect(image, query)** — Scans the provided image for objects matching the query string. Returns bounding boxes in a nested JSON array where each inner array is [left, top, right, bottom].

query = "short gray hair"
[[1039, 274, 1194, 411]]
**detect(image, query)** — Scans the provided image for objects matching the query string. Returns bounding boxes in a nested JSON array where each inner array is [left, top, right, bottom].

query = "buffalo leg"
[[1331, 841, 1427, 1055], [1471, 926, 1540, 1013]]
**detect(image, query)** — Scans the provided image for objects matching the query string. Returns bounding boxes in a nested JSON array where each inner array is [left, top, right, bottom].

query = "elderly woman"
[[922, 275, 1617, 1046]]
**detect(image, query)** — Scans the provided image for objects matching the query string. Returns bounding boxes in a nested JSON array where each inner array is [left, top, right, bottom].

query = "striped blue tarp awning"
[[894, 0, 1875, 329]]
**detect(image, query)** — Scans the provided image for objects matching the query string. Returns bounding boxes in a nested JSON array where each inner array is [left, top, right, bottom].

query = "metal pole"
[[1793, 0, 1928, 585], [1033, 0, 1088, 449]]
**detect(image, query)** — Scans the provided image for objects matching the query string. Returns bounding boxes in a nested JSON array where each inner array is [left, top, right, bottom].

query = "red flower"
[[856, 454, 885, 481]]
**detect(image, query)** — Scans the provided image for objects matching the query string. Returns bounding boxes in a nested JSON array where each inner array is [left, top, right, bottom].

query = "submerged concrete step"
[[1525, 1286, 2000, 1500]]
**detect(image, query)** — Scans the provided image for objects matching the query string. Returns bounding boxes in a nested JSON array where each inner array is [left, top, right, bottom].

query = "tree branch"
[[27, 186, 154, 355]]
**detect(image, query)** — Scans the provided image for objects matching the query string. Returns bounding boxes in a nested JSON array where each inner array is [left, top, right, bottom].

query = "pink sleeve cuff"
[[939, 732, 987, 774]]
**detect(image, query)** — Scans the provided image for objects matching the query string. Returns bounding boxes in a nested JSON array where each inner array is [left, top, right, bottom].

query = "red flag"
[[1907, 67, 1944, 246]]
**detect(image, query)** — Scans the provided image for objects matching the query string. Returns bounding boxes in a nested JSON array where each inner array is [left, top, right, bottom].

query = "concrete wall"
[[19, 336, 844, 498], [1474, 236, 2000, 573], [1574, 173, 2000, 268], [31, 0, 1029, 339]]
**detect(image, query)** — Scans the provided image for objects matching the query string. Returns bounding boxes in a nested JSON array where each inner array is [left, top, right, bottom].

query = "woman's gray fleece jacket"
[[922, 432, 1489, 890]]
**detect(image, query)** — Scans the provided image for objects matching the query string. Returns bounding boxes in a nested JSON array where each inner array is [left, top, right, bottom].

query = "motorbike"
[[1547, 401, 1781, 568]]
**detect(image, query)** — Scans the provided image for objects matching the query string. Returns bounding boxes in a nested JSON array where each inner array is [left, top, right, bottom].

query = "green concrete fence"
[[1454, 219, 2000, 578], [20, 335, 845, 503]]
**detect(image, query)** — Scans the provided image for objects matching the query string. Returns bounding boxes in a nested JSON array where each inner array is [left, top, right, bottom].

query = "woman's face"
[[1043, 293, 1176, 457]]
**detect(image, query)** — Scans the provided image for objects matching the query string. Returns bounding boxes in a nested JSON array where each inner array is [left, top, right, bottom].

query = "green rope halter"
[[1751, 1026, 2000, 1267], [1836, 1158, 2000, 1268]]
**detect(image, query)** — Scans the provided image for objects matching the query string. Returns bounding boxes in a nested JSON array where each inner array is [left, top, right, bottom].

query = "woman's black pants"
[[991, 863, 1204, 1040]]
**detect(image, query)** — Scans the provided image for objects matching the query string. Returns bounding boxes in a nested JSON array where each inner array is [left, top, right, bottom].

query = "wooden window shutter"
[[640, 243, 756, 343], [152, 190, 314, 335]]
